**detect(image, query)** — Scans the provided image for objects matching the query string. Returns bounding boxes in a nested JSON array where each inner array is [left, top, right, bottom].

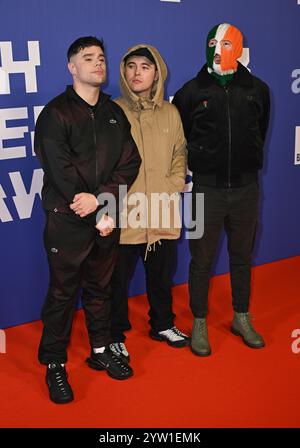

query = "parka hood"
[[119, 44, 167, 110]]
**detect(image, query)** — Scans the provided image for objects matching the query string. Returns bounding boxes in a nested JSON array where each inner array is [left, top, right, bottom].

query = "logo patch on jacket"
[[109, 118, 117, 124]]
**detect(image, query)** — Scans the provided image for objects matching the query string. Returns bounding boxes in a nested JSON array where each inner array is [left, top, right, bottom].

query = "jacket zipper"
[[89, 108, 98, 187], [224, 87, 231, 188]]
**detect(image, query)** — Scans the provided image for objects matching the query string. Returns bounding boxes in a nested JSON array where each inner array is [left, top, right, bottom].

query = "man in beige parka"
[[110, 44, 190, 362]]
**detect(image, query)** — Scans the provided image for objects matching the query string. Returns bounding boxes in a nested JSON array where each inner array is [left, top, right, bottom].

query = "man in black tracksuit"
[[173, 23, 270, 356], [35, 36, 141, 403]]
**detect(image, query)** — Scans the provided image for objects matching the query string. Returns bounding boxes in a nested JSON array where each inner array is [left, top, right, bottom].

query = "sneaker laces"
[[108, 350, 131, 372], [159, 326, 188, 342], [195, 319, 207, 334], [237, 313, 255, 332], [110, 342, 129, 357], [49, 365, 70, 396]]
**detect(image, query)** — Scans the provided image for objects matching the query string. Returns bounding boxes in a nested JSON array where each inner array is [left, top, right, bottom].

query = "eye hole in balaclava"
[[206, 23, 243, 76]]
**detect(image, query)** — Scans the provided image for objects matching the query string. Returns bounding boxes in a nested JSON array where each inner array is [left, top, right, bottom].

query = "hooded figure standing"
[[110, 44, 190, 362], [173, 24, 270, 356]]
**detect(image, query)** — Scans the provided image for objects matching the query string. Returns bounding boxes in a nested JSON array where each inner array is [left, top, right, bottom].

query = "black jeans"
[[38, 211, 119, 365], [189, 182, 259, 318], [111, 240, 176, 342]]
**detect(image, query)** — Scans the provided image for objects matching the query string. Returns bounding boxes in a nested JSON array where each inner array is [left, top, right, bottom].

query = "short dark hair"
[[67, 36, 104, 61]]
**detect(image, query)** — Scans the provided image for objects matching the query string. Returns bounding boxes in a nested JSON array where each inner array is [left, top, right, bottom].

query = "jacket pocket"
[[188, 143, 218, 173]]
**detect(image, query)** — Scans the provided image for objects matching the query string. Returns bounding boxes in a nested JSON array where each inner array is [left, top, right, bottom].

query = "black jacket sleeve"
[[34, 105, 80, 205]]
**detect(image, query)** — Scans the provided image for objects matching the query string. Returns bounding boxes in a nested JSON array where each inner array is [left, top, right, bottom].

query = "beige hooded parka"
[[115, 44, 187, 247]]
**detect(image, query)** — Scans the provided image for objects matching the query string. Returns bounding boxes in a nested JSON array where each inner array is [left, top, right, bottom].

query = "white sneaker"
[[150, 326, 191, 347]]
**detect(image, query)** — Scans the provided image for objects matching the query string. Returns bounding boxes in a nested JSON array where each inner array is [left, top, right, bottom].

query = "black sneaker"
[[86, 348, 133, 380], [46, 363, 74, 404], [150, 326, 191, 348], [109, 342, 130, 363]]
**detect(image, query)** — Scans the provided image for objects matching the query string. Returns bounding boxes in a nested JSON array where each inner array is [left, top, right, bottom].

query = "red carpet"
[[0, 256, 299, 428]]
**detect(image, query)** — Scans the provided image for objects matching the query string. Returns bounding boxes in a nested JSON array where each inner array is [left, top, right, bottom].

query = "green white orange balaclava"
[[206, 23, 243, 77]]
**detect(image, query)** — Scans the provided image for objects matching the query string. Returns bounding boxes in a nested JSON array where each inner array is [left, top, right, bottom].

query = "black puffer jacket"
[[173, 63, 270, 188], [34, 86, 141, 215]]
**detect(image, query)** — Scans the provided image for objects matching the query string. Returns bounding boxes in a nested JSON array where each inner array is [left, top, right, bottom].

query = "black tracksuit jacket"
[[34, 86, 141, 218], [173, 63, 270, 188]]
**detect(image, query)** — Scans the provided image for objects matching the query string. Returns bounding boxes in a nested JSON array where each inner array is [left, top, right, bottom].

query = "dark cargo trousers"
[[111, 240, 176, 342], [189, 182, 259, 318]]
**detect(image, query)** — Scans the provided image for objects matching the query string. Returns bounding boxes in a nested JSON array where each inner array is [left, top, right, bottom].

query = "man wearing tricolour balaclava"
[[173, 23, 270, 357]]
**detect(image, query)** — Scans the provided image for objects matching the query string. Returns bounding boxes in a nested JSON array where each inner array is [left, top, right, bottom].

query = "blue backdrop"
[[1, 0, 299, 328]]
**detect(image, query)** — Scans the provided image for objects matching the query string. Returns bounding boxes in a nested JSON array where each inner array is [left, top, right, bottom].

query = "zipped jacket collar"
[[65, 85, 110, 112]]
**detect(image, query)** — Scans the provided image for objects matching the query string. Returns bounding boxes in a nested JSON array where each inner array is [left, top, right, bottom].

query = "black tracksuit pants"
[[189, 182, 259, 318], [111, 240, 176, 342], [38, 211, 119, 365]]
